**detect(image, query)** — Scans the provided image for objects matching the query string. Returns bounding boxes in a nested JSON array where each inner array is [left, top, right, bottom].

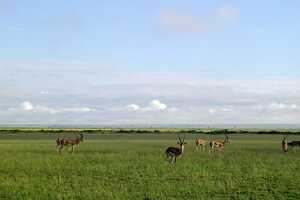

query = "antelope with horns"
[[195, 138, 206, 151], [209, 133, 230, 152], [56, 133, 84, 153], [281, 135, 300, 152], [165, 136, 187, 163]]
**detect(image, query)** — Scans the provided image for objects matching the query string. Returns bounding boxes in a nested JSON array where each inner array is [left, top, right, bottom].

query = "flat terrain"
[[0, 133, 300, 199]]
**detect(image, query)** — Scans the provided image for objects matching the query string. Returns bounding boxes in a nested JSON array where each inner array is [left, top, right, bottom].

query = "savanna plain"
[[0, 130, 300, 200]]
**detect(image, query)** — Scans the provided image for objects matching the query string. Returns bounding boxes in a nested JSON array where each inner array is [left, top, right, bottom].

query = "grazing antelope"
[[209, 134, 230, 152], [56, 133, 84, 153], [281, 135, 300, 152], [209, 140, 225, 151], [195, 138, 206, 151], [165, 136, 187, 163]]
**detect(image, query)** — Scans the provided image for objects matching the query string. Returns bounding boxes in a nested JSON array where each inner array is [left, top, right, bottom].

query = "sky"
[[1, 0, 300, 124]]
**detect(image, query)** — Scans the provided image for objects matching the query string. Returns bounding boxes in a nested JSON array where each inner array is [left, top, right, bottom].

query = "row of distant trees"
[[0, 129, 299, 135]]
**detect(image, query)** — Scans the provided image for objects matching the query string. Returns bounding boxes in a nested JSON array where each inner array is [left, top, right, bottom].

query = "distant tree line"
[[0, 128, 300, 135]]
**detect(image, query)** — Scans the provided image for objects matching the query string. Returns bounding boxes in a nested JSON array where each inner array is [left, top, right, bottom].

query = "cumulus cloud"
[[127, 104, 140, 111], [150, 99, 167, 110], [20, 101, 34, 111], [159, 9, 205, 33], [216, 5, 239, 21], [127, 99, 168, 112]]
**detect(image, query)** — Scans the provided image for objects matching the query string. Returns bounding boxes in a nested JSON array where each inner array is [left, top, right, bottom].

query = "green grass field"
[[0, 133, 300, 199]]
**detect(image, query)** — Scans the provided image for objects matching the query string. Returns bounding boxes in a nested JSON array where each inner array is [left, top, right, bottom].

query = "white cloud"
[[40, 91, 49, 95], [127, 104, 140, 111], [269, 102, 298, 111], [150, 99, 167, 110], [216, 5, 239, 21], [208, 108, 216, 114], [291, 104, 298, 109], [19, 102, 92, 114], [21, 101, 34, 111], [127, 99, 168, 111]]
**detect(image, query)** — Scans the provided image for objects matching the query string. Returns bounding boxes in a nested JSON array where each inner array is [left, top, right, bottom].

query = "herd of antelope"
[[54, 131, 300, 163], [166, 133, 300, 164], [165, 133, 231, 163]]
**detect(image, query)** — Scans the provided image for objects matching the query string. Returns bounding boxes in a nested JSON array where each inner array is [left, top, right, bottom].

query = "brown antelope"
[[281, 135, 300, 152], [56, 133, 84, 153], [209, 140, 225, 151], [165, 136, 187, 163], [209, 134, 230, 152], [195, 138, 206, 151]]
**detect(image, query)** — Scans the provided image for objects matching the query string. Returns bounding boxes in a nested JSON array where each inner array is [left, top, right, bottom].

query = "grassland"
[[0, 131, 300, 199]]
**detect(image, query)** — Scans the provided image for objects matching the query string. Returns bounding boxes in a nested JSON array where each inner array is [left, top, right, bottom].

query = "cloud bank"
[[20, 101, 92, 114], [0, 59, 300, 124]]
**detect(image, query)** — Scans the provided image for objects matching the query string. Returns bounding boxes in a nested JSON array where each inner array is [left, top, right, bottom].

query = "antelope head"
[[79, 133, 84, 141], [177, 136, 187, 153], [75, 133, 84, 142]]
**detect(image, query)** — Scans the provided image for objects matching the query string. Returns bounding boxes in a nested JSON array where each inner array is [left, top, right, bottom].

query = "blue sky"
[[1, 0, 300, 124]]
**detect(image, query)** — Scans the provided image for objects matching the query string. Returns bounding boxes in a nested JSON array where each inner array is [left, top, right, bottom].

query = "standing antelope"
[[224, 132, 230, 144], [281, 135, 300, 152], [209, 134, 230, 152], [165, 136, 187, 163], [56, 133, 84, 153], [195, 138, 206, 151]]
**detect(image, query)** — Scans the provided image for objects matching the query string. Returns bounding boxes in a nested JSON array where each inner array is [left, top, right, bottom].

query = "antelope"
[[209, 134, 230, 152], [56, 133, 84, 153], [281, 135, 300, 152], [195, 138, 206, 151], [209, 140, 225, 151], [224, 132, 230, 144], [165, 136, 187, 163]]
